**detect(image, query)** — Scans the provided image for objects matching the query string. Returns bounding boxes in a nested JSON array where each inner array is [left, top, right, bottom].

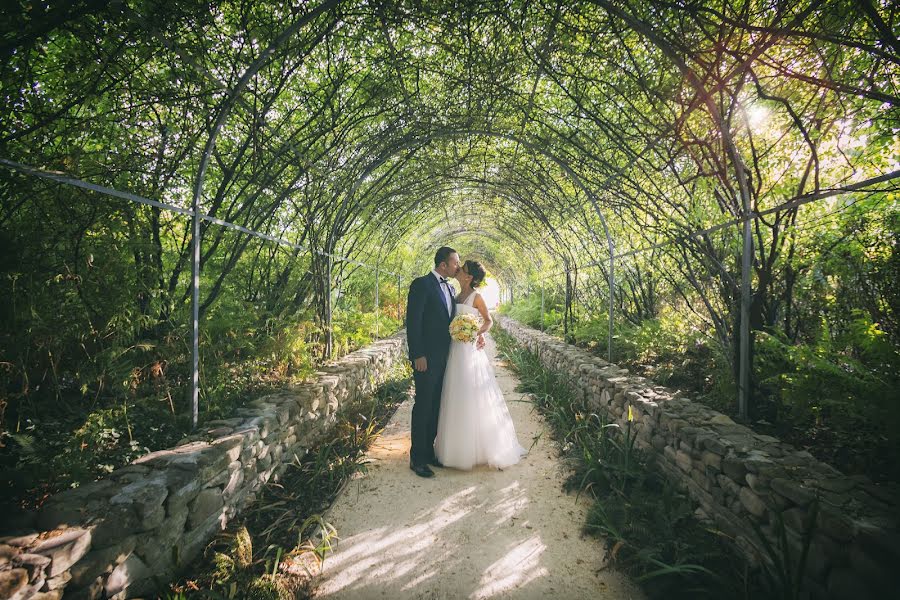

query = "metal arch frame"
[[372, 177, 579, 273], [417, 225, 538, 282], [336, 127, 616, 361], [370, 182, 567, 335], [402, 202, 571, 271], [373, 181, 574, 283], [187, 0, 342, 426]]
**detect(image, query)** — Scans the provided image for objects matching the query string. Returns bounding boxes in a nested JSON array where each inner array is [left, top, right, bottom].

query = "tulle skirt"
[[434, 336, 527, 470]]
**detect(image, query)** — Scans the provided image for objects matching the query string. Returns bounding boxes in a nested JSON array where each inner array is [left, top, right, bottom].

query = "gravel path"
[[312, 341, 644, 600]]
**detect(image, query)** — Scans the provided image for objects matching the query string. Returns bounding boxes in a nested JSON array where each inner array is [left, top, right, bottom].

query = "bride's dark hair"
[[464, 260, 487, 288]]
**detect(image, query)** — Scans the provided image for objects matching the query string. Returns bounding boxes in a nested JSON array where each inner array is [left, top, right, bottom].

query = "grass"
[[493, 327, 763, 599], [163, 361, 412, 599]]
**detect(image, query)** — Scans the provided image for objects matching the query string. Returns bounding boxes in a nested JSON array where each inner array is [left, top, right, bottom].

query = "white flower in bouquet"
[[449, 313, 481, 343]]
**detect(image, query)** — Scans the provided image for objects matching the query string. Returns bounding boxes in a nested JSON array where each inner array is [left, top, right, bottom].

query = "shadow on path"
[[311, 342, 644, 600]]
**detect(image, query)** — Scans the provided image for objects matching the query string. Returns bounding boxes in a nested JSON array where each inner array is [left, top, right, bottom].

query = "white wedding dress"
[[434, 293, 527, 470]]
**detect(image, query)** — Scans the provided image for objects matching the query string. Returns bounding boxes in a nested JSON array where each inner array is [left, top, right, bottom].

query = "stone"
[[179, 509, 226, 565], [718, 474, 742, 499], [743, 453, 775, 473], [43, 570, 71, 591], [701, 451, 722, 470], [211, 434, 245, 463], [0, 543, 17, 566], [745, 473, 770, 493], [780, 507, 811, 534], [722, 456, 747, 482], [760, 491, 790, 512], [144, 442, 230, 484], [675, 450, 693, 473], [770, 477, 816, 507], [815, 477, 857, 494], [87, 505, 140, 549], [1, 533, 39, 547], [164, 468, 203, 515], [739, 487, 767, 517], [205, 418, 244, 428], [206, 426, 233, 438], [663, 445, 677, 463], [104, 553, 151, 597], [110, 476, 169, 522], [14, 552, 51, 571], [258, 452, 273, 471], [68, 536, 136, 588], [188, 488, 224, 530], [223, 464, 245, 499], [700, 436, 728, 456], [31, 528, 92, 577], [678, 426, 706, 446], [707, 414, 735, 425], [0, 569, 28, 598], [31, 592, 63, 600], [134, 508, 187, 572]]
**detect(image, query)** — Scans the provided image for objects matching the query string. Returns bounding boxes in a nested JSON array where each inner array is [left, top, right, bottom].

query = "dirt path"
[[312, 340, 644, 600]]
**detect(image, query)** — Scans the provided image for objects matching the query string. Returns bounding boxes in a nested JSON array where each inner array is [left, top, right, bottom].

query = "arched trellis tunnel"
[[1, 0, 898, 433]]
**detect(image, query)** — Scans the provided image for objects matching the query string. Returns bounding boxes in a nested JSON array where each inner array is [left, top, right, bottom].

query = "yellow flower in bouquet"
[[449, 313, 481, 343]]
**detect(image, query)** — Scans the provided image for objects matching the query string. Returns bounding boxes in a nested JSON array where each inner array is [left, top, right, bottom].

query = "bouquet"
[[449, 313, 481, 343]]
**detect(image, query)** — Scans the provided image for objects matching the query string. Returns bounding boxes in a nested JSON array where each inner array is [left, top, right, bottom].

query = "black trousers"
[[410, 359, 446, 467]]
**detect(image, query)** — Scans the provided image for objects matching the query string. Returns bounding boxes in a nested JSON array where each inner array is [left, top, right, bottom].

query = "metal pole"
[[540, 283, 545, 331], [375, 266, 380, 339], [190, 195, 200, 429], [397, 273, 402, 324], [608, 249, 615, 363], [564, 270, 571, 339], [325, 256, 333, 359], [739, 200, 752, 420]]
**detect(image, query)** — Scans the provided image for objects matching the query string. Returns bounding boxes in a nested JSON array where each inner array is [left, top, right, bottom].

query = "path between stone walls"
[[311, 339, 644, 600]]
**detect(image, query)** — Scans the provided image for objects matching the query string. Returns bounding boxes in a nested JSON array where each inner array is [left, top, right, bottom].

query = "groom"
[[405, 246, 460, 478]]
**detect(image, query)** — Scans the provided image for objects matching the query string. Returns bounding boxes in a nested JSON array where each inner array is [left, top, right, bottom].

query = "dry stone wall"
[[498, 317, 899, 600], [0, 333, 407, 600]]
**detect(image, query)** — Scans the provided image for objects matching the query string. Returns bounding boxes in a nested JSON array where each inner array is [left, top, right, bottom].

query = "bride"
[[434, 260, 527, 470]]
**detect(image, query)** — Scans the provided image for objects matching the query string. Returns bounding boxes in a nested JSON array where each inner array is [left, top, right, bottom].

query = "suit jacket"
[[406, 273, 456, 363]]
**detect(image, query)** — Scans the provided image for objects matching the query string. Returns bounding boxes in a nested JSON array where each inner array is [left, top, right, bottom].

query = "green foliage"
[[331, 308, 401, 359], [499, 293, 565, 334], [245, 575, 291, 600], [754, 318, 900, 480]]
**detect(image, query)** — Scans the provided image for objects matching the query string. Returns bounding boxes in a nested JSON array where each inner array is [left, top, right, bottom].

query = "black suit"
[[405, 272, 456, 467]]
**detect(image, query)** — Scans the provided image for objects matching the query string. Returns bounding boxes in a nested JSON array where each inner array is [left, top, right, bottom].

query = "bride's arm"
[[473, 293, 492, 334]]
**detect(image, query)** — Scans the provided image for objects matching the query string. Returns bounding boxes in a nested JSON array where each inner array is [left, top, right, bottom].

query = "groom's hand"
[[414, 356, 428, 372]]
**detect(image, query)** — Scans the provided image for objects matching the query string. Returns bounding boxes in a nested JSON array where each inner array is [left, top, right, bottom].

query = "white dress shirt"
[[432, 270, 453, 315]]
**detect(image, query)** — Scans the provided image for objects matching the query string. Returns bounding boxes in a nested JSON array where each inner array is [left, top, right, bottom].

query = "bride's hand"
[[476, 334, 486, 350]]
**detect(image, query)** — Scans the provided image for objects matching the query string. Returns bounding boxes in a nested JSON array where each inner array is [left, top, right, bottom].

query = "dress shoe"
[[410, 464, 434, 478], [429, 458, 444, 468]]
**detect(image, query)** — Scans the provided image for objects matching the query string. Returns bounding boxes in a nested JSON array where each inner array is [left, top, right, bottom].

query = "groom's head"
[[434, 246, 460, 277]]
